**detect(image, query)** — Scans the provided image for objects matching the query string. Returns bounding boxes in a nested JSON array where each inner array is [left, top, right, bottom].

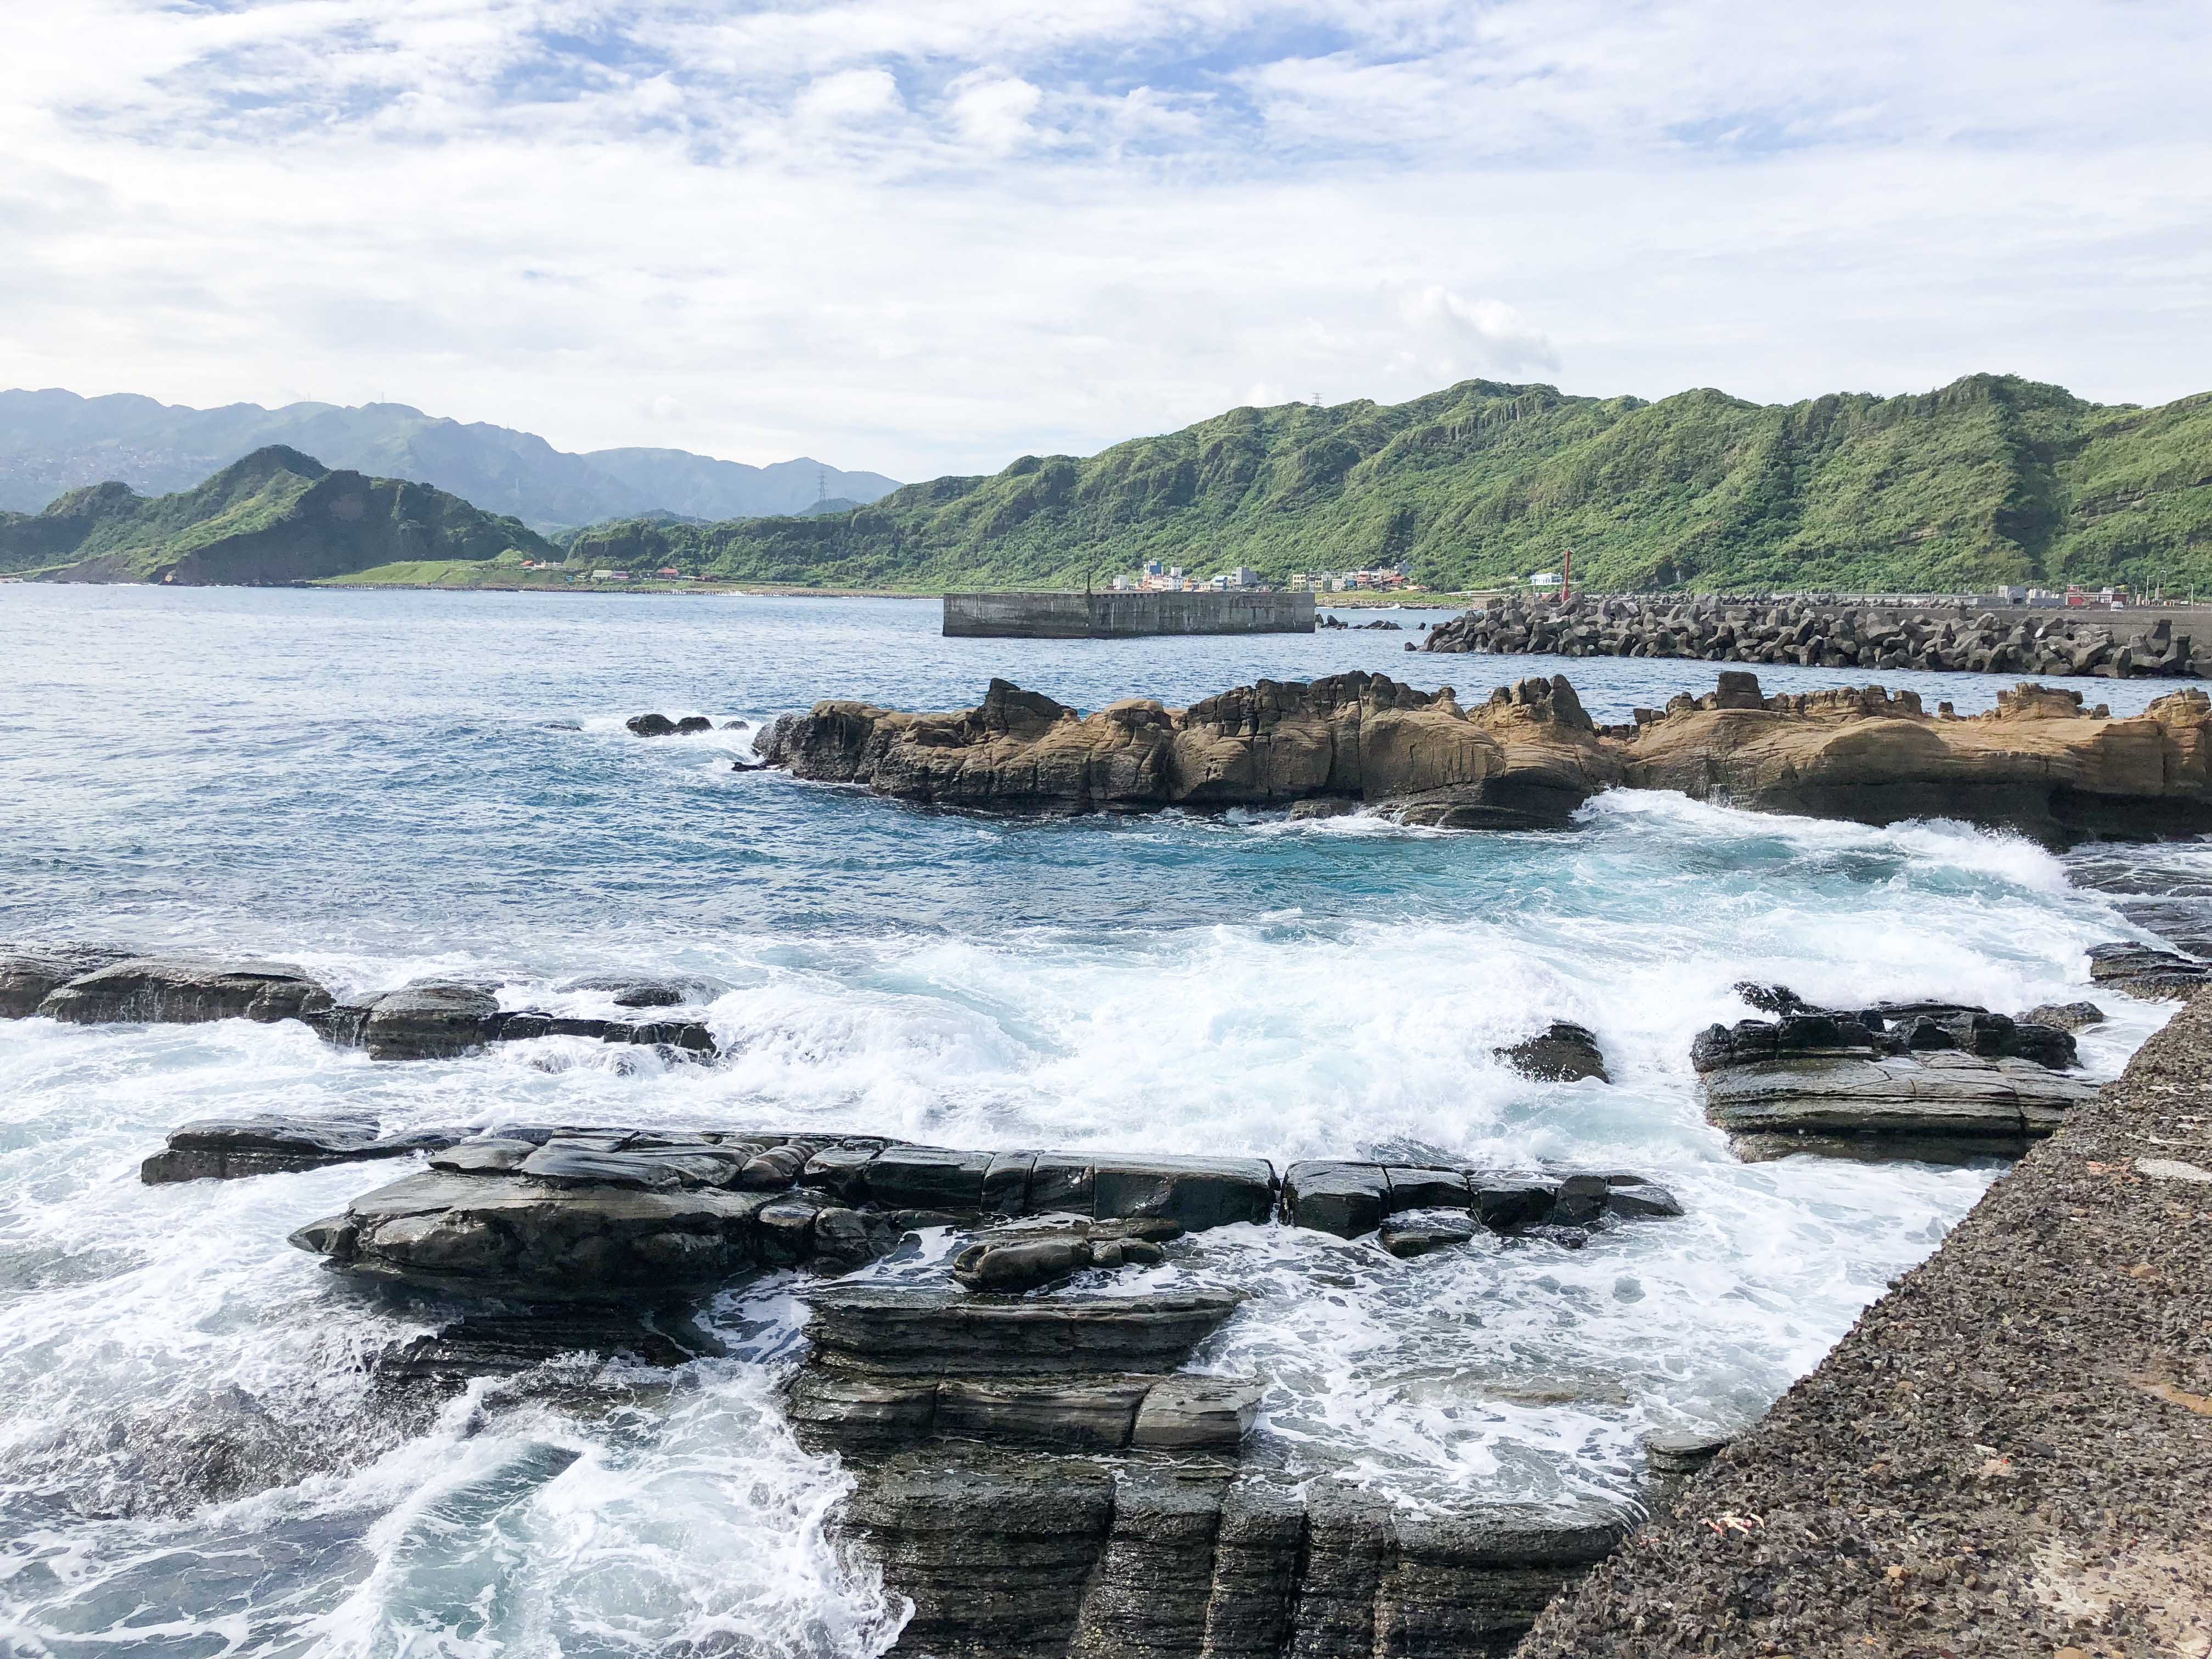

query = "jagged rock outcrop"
[[1621, 678, 2212, 843], [1424, 595, 2202, 679], [1694, 1001, 2097, 1161], [756, 673, 2212, 843], [757, 672, 1620, 830]]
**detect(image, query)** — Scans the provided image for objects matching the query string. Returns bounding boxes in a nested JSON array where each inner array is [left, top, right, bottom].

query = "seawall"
[[1517, 989, 2212, 1657], [943, 590, 1315, 637]]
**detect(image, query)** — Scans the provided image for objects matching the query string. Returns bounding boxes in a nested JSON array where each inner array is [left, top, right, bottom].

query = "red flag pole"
[[1563, 546, 1571, 603]]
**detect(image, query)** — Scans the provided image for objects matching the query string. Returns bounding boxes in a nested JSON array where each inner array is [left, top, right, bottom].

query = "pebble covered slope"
[[1517, 991, 2212, 1658]]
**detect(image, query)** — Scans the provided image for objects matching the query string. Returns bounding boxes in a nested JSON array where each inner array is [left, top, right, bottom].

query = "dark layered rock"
[[374, 1308, 721, 1384], [1695, 1007, 2099, 1162], [1280, 1161, 1678, 1242], [141, 1118, 467, 1183], [1494, 1021, 1610, 1084], [36, 956, 333, 1025], [1424, 594, 2202, 680], [0, 943, 137, 1017], [2087, 940, 2212, 998], [841, 1454, 1640, 1659], [358, 978, 503, 1059], [805, 1285, 1242, 1379], [951, 1218, 1180, 1293]]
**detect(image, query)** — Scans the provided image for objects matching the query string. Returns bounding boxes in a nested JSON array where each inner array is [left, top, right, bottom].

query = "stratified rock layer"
[[757, 673, 2212, 845]]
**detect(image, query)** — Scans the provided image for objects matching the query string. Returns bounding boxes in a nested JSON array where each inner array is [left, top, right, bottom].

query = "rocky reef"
[[756, 672, 1616, 830], [1423, 595, 2202, 679], [1692, 991, 2098, 1163], [753, 672, 2212, 845], [0, 949, 722, 1063]]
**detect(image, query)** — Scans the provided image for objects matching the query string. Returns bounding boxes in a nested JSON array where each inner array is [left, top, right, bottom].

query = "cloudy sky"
[[5, 2, 2209, 480]]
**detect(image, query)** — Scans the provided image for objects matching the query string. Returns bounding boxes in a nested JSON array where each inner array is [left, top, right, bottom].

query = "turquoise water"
[[0, 586, 2185, 1656]]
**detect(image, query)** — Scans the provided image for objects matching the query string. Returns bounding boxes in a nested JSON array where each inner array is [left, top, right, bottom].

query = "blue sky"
[[3, 1, 2209, 479]]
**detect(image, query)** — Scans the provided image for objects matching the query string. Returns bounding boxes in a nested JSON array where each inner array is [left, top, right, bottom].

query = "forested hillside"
[[566, 375, 2212, 594], [0, 446, 549, 583]]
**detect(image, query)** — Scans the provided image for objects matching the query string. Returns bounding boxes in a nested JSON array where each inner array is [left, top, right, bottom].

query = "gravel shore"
[[1519, 991, 2212, 1658]]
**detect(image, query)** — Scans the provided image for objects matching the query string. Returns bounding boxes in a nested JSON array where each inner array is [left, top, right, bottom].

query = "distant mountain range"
[[0, 446, 548, 583], [567, 373, 2212, 595], [0, 390, 899, 532]]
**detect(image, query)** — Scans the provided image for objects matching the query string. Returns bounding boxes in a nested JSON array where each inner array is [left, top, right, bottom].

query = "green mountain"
[[0, 446, 551, 583], [565, 374, 2212, 595]]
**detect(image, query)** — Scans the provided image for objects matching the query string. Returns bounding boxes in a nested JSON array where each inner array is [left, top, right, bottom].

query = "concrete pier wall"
[[943, 590, 1315, 638]]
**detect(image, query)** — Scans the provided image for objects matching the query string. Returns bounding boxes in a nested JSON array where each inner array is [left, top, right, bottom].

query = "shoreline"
[[1519, 988, 2212, 1657]]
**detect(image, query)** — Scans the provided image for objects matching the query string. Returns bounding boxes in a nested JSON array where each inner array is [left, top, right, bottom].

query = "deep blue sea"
[[0, 585, 2197, 1657]]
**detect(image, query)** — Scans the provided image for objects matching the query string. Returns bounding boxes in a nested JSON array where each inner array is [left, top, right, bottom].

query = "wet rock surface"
[[140, 1117, 468, 1183], [36, 955, 334, 1026], [1521, 989, 2212, 1658], [1494, 1021, 1610, 1084], [1693, 998, 2097, 1161], [0, 942, 138, 1017], [2087, 940, 2212, 998], [8, 946, 726, 1062], [756, 672, 2212, 844]]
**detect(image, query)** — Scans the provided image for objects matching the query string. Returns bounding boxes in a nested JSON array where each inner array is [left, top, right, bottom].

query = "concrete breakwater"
[[1423, 595, 2202, 678], [943, 590, 1315, 637]]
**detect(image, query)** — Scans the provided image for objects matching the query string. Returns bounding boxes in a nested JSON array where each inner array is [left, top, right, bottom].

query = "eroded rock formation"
[[757, 672, 1620, 830], [756, 673, 2212, 844]]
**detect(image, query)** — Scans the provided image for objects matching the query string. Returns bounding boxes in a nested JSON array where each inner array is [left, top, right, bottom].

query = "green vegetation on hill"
[[0, 447, 551, 584], [563, 375, 2212, 595]]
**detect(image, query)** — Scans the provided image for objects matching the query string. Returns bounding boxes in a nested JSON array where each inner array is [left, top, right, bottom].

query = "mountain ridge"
[[0, 390, 900, 531], [563, 372, 2212, 595], [0, 445, 551, 583]]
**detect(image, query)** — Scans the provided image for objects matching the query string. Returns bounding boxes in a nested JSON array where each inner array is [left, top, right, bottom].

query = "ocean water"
[[0, 585, 2193, 1657]]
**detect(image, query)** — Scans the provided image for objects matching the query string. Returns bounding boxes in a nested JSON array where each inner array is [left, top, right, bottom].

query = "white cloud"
[[947, 72, 1043, 152], [1396, 286, 1558, 377], [1, 2, 2208, 482], [794, 67, 902, 126]]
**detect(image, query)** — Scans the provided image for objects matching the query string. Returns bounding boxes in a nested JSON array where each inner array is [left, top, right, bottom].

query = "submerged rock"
[[1495, 1021, 1610, 1083], [141, 1118, 466, 1183], [551, 970, 725, 1008]]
